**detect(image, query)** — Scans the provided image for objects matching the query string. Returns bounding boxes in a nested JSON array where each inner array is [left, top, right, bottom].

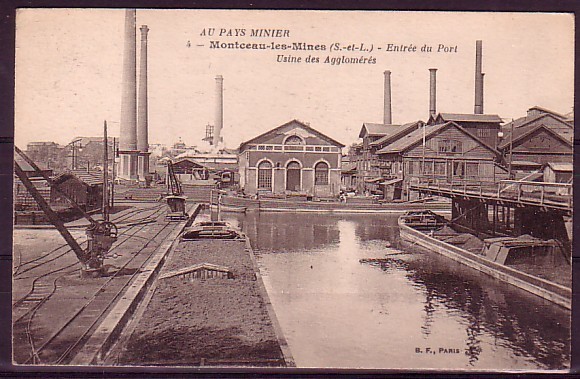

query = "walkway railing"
[[409, 177, 572, 211]]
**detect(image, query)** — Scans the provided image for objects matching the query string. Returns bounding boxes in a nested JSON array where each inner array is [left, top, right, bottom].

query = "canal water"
[[220, 212, 570, 370]]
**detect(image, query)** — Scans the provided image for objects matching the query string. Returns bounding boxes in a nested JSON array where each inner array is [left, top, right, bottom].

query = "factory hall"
[[238, 120, 344, 197]]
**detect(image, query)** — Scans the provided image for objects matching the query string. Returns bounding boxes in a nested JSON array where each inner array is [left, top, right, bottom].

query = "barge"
[[211, 193, 451, 214], [398, 211, 571, 309], [180, 221, 245, 240]]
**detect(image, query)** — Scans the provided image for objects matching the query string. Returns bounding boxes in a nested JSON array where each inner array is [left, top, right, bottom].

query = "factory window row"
[[406, 159, 482, 178], [249, 144, 339, 152], [257, 160, 331, 189]]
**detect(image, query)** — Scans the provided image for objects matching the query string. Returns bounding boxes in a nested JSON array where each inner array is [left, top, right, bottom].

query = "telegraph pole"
[[111, 137, 116, 209], [103, 120, 109, 221]]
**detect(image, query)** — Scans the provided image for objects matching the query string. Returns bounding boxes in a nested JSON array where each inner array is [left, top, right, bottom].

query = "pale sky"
[[14, 9, 574, 150]]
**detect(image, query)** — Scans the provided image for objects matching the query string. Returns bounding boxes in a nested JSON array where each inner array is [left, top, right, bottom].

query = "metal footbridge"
[[409, 177, 572, 216]]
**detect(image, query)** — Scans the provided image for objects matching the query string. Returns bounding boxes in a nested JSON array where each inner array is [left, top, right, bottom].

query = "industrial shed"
[[50, 170, 103, 212]]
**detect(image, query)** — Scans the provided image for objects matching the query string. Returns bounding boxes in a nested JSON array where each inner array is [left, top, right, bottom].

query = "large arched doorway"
[[257, 161, 272, 190], [286, 161, 301, 191]]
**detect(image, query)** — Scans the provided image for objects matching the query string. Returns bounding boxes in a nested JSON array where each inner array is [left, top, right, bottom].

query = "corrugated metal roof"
[[438, 113, 502, 123], [498, 123, 573, 149], [369, 121, 422, 147], [511, 160, 542, 167], [528, 106, 567, 119], [341, 163, 357, 172], [546, 162, 573, 172], [376, 121, 499, 156], [54, 170, 103, 186], [380, 178, 403, 186], [359, 123, 400, 138], [376, 123, 448, 154]]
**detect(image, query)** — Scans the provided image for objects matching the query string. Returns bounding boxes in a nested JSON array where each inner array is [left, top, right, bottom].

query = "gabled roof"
[[502, 112, 573, 132], [27, 141, 60, 146], [173, 158, 208, 169], [498, 123, 573, 150], [358, 123, 400, 138], [239, 119, 344, 151], [71, 136, 115, 146], [376, 121, 500, 156], [528, 106, 567, 119], [54, 170, 103, 186], [545, 162, 573, 172], [369, 121, 423, 147], [430, 113, 503, 124]]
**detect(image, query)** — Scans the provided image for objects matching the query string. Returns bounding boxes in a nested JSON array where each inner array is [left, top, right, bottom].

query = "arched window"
[[257, 161, 272, 190], [284, 135, 304, 145], [315, 162, 329, 185]]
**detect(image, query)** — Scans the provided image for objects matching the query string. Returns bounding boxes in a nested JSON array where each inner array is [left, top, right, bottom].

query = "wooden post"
[[492, 203, 497, 236], [111, 137, 116, 209], [103, 120, 109, 221]]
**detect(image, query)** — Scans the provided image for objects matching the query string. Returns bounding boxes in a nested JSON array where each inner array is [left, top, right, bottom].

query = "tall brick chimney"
[[474, 40, 484, 114], [213, 75, 224, 147], [429, 68, 437, 117], [117, 9, 139, 180], [137, 25, 151, 181], [120, 9, 137, 151], [137, 25, 149, 153], [383, 70, 392, 124]]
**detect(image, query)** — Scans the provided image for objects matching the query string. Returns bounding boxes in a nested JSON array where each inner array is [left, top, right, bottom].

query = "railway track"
[[13, 203, 164, 278], [12, 203, 180, 365], [13, 205, 167, 317]]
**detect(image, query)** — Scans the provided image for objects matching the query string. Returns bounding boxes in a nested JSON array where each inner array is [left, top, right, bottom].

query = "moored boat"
[[180, 220, 245, 240], [398, 210, 571, 309]]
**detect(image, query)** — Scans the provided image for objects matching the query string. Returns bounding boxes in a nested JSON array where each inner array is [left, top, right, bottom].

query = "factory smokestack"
[[120, 9, 137, 151], [213, 75, 224, 147], [137, 25, 149, 153], [474, 40, 484, 114], [429, 68, 437, 117], [117, 9, 138, 181], [383, 70, 392, 124]]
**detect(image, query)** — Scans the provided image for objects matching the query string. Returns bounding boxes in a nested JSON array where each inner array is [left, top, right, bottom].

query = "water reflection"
[[222, 212, 570, 370]]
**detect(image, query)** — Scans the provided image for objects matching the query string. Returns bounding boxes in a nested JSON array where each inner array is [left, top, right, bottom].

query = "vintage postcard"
[[12, 9, 573, 371]]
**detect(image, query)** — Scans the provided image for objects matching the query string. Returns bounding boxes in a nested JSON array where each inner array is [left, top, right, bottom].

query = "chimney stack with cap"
[[474, 40, 484, 114], [137, 25, 149, 153], [429, 68, 437, 117], [136, 24, 151, 181], [119, 9, 137, 151], [117, 9, 139, 180], [383, 70, 392, 124], [213, 75, 224, 147]]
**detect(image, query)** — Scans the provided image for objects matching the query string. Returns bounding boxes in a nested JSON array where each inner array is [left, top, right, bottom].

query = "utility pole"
[[508, 119, 514, 178], [111, 137, 116, 209], [103, 120, 109, 221]]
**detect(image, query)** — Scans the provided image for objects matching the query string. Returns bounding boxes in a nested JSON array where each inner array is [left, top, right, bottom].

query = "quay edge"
[[244, 236, 296, 367], [70, 203, 202, 365]]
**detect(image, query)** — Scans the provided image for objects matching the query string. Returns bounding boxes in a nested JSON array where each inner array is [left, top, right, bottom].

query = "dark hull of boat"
[[212, 195, 451, 214], [398, 214, 571, 310]]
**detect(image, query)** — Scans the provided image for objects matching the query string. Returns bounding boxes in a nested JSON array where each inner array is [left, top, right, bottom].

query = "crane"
[[164, 160, 188, 220], [14, 146, 117, 278]]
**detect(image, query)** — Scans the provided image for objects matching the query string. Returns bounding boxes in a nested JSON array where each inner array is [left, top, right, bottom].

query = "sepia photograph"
[[12, 8, 573, 371]]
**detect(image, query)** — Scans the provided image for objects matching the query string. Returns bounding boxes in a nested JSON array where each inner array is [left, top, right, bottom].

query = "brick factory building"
[[238, 120, 344, 197]]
